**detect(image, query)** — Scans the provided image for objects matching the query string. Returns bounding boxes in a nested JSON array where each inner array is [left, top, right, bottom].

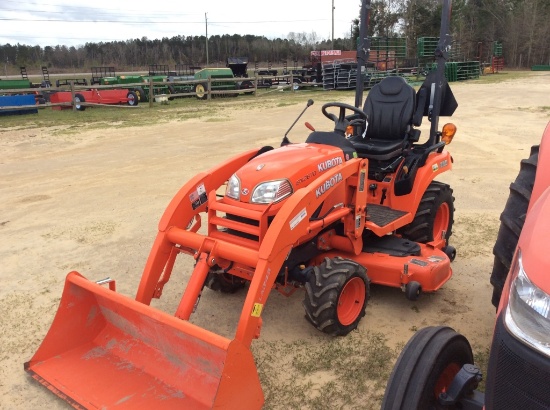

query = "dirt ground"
[[1, 72, 549, 409]]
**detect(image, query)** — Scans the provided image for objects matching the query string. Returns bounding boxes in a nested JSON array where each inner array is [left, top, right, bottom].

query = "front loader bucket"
[[25, 271, 263, 409]]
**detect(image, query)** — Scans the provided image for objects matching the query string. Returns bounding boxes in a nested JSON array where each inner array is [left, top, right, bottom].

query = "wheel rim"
[[433, 202, 450, 240], [128, 94, 135, 105], [75, 97, 81, 109], [434, 362, 461, 398], [196, 84, 205, 98], [337, 277, 366, 326]]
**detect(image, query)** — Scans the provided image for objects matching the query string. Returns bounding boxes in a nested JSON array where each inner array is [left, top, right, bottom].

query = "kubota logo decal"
[[317, 157, 343, 173], [316, 173, 343, 198]]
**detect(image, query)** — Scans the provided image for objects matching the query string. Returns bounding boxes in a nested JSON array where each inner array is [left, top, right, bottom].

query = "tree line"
[[1, 0, 548, 74]]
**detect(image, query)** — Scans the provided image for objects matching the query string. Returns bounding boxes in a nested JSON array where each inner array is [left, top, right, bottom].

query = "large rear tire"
[[490, 145, 538, 307], [399, 181, 454, 244], [303, 257, 369, 336], [382, 326, 474, 410]]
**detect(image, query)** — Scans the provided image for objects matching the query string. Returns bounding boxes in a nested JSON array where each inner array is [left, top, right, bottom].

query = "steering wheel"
[[321, 102, 368, 136]]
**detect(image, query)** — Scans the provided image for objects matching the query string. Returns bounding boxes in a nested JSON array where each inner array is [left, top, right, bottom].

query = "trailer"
[[226, 57, 255, 90], [49, 88, 138, 110], [91, 66, 116, 85], [55, 79, 88, 88]]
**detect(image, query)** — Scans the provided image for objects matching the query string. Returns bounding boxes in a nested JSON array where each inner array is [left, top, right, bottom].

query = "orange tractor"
[[25, 1, 458, 408]]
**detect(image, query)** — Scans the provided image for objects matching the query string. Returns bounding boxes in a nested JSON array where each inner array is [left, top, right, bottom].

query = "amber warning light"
[[441, 123, 457, 145]]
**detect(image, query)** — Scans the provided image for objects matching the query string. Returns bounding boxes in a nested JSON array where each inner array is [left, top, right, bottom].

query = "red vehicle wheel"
[[126, 91, 139, 106], [74, 93, 86, 111], [382, 326, 474, 410]]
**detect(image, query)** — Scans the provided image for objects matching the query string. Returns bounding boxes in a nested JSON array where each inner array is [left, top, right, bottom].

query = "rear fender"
[[390, 149, 452, 214]]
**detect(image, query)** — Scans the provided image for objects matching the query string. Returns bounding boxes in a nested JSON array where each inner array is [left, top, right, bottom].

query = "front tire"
[[382, 326, 474, 410], [490, 145, 538, 307], [399, 181, 454, 244], [303, 257, 369, 336]]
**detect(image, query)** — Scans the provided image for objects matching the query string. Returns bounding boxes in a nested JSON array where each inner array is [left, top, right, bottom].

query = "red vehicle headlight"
[[505, 250, 550, 358]]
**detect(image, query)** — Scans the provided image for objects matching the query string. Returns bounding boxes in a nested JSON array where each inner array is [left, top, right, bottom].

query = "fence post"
[[207, 77, 212, 100], [70, 80, 76, 112], [290, 73, 295, 92], [149, 78, 154, 108], [254, 75, 258, 97]]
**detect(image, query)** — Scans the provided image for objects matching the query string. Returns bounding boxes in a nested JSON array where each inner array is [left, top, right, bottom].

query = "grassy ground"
[[1, 87, 342, 132], [253, 331, 399, 410]]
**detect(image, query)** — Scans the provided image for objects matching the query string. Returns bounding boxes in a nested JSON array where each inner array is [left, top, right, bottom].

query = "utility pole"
[[205, 12, 209, 66], [332, 0, 335, 49]]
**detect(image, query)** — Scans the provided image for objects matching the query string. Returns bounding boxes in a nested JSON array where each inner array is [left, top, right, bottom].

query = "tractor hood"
[[229, 143, 349, 205]]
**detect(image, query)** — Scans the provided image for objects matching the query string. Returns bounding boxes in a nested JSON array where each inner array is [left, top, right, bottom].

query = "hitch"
[[438, 363, 483, 407]]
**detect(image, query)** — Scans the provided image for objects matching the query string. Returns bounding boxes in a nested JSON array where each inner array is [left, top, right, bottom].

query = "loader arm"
[[136, 148, 260, 304]]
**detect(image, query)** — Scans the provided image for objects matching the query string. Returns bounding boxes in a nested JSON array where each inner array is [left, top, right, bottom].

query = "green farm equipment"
[[192, 68, 239, 100], [0, 79, 32, 90]]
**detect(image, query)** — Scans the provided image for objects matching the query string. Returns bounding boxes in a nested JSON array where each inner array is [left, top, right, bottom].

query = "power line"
[[0, 17, 331, 24]]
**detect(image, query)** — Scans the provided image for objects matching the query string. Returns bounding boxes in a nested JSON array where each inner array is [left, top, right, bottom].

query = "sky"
[[0, 0, 361, 48]]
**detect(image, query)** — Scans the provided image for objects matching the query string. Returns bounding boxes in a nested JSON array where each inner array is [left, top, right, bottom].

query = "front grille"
[[485, 315, 550, 409], [225, 214, 259, 242], [207, 197, 269, 248]]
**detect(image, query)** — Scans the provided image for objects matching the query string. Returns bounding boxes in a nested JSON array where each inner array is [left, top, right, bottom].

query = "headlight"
[[505, 250, 550, 358], [251, 179, 292, 204], [226, 174, 240, 200]]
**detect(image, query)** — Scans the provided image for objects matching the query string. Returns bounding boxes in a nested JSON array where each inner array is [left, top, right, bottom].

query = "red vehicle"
[[49, 88, 138, 110], [382, 121, 550, 409]]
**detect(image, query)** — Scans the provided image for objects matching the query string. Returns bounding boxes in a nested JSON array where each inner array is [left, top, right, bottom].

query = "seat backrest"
[[363, 76, 416, 141]]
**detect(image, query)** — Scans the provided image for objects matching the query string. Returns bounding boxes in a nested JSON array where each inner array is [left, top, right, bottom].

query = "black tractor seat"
[[349, 137, 407, 160], [349, 76, 421, 161]]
